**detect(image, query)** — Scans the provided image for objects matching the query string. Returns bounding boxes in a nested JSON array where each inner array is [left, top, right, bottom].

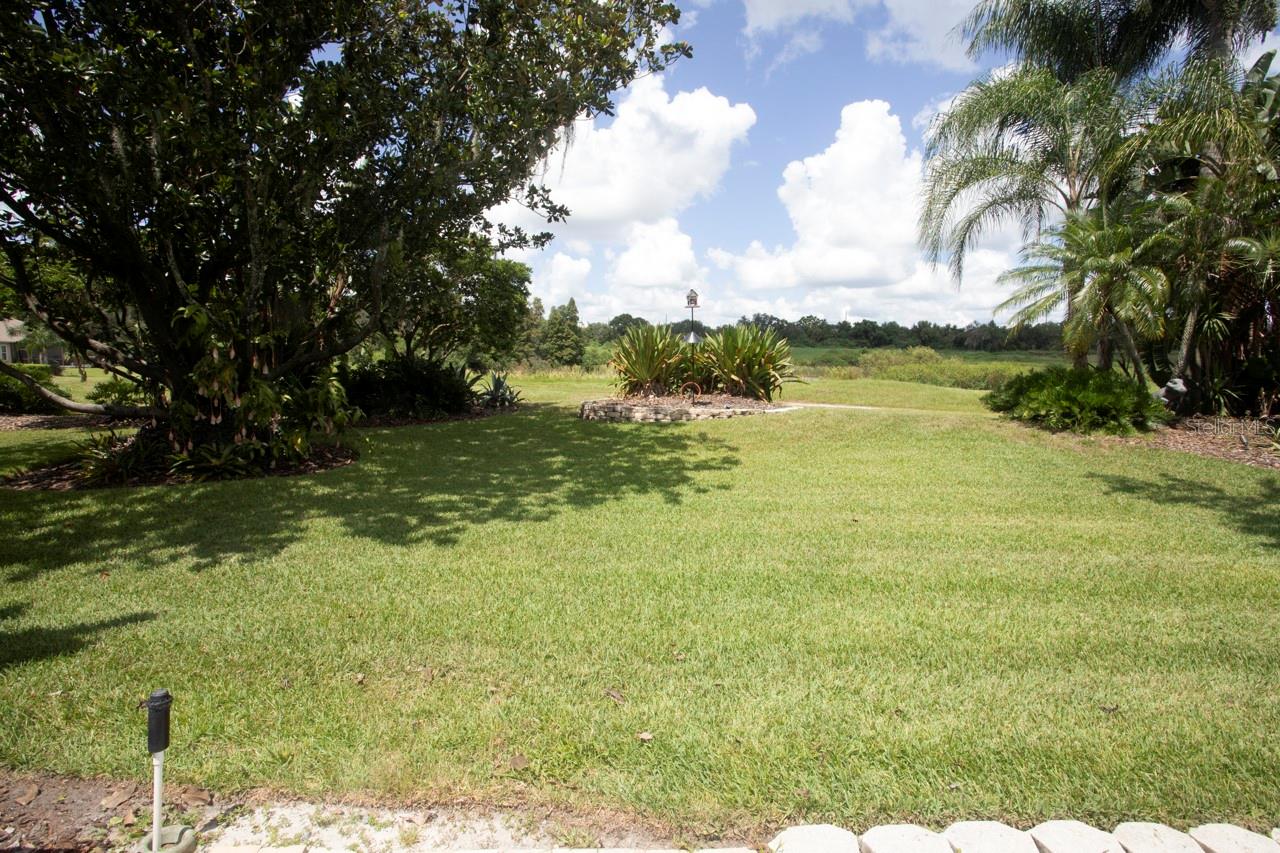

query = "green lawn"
[[1, 376, 1277, 837], [47, 365, 113, 402]]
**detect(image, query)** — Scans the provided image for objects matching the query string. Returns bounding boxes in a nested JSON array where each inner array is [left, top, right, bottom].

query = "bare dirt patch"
[[0, 769, 219, 851], [0, 770, 733, 852]]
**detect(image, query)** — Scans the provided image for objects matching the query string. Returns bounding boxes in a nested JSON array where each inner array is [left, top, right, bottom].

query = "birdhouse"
[[686, 289, 699, 309]]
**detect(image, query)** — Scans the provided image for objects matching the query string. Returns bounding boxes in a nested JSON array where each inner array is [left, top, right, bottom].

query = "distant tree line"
[[510, 302, 1064, 368]]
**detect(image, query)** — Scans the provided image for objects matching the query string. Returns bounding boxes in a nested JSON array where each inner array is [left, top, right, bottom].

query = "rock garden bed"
[[580, 394, 785, 423]]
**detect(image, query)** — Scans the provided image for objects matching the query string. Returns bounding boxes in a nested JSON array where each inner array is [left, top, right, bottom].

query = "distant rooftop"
[[0, 319, 25, 345]]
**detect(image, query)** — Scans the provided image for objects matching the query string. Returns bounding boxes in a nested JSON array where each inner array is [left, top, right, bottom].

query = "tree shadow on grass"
[[0, 602, 155, 670], [1088, 471, 1280, 550], [1, 405, 739, 582], [0, 433, 83, 477]]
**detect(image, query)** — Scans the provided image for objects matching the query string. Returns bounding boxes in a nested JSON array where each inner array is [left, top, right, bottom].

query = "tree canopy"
[[0, 0, 687, 448]]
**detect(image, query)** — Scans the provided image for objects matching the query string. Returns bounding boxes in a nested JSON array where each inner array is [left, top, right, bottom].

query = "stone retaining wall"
[[579, 399, 783, 423]]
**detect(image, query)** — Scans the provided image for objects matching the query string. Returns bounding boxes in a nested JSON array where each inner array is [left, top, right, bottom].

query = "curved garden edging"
[[579, 398, 797, 423]]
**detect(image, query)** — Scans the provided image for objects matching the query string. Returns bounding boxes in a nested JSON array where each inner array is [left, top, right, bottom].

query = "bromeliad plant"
[[610, 324, 686, 396], [695, 325, 798, 402], [609, 323, 798, 401], [478, 372, 523, 409]]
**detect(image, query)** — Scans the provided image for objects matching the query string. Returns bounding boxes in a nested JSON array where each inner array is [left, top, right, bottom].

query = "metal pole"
[[152, 751, 164, 853], [144, 689, 172, 853]]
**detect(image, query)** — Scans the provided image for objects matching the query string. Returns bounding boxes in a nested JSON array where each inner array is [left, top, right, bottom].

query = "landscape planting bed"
[[579, 394, 786, 422]]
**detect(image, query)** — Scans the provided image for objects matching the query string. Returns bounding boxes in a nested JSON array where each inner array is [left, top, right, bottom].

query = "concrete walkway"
[[778, 401, 884, 411], [197, 803, 1280, 853]]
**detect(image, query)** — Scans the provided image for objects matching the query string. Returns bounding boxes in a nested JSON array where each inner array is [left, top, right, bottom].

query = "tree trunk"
[[1097, 336, 1114, 371], [1114, 318, 1149, 387], [1173, 301, 1200, 377]]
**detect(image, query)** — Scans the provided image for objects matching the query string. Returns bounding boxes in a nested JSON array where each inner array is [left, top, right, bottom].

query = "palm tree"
[[997, 207, 1169, 385], [1125, 55, 1280, 402], [19, 321, 60, 365], [962, 0, 1278, 82], [919, 65, 1137, 365]]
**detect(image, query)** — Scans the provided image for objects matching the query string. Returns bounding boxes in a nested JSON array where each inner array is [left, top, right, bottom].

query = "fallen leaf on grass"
[[604, 688, 625, 705], [354, 672, 366, 686], [508, 753, 530, 771], [636, 731, 654, 743]]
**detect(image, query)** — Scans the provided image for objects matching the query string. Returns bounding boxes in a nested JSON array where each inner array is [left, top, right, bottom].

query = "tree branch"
[[0, 360, 163, 419], [0, 237, 161, 380]]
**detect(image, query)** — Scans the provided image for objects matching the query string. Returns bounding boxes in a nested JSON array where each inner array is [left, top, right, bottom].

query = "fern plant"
[[984, 366, 1169, 434]]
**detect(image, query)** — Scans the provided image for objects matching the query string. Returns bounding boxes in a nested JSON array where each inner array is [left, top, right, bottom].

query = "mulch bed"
[[620, 393, 776, 412], [0, 414, 128, 432], [0, 769, 224, 852], [1120, 415, 1280, 470], [2, 444, 358, 492]]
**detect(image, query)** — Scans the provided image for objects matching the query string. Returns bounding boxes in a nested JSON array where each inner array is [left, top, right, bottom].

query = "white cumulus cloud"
[[709, 99, 1023, 325], [740, 0, 974, 72], [609, 218, 707, 290], [711, 100, 923, 291], [531, 252, 592, 307], [493, 75, 755, 243], [865, 0, 976, 71]]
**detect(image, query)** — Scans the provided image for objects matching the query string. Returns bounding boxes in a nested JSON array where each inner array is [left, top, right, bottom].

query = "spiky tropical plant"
[[609, 324, 684, 397], [478, 372, 522, 409], [695, 324, 797, 402], [1123, 55, 1280, 412]]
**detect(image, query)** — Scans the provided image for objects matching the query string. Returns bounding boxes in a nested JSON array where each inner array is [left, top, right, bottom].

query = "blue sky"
[[495, 1, 1280, 327]]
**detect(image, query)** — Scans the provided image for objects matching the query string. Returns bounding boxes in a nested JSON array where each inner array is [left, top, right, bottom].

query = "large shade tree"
[[0, 0, 686, 443], [378, 239, 531, 366]]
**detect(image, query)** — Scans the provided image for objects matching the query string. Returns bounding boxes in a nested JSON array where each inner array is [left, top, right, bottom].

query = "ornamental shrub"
[[984, 366, 1169, 434], [341, 357, 478, 419], [0, 364, 62, 414]]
